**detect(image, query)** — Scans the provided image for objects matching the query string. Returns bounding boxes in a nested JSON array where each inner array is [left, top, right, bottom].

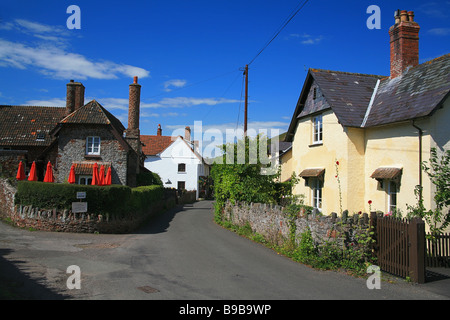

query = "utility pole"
[[244, 64, 248, 137]]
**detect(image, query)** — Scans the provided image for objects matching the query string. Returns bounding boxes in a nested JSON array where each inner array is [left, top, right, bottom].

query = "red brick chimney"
[[389, 10, 420, 78], [157, 124, 162, 136], [127, 76, 141, 137], [66, 80, 85, 115]]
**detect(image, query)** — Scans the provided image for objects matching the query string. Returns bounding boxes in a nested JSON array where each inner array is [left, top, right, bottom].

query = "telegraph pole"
[[244, 64, 248, 137]]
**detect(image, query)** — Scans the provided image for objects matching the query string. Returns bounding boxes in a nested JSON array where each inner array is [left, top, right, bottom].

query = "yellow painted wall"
[[286, 94, 449, 225], [280, 148, 293, 182]]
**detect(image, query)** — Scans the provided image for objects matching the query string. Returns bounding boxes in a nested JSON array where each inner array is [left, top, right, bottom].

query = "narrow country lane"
[[0, 200, 449, 301]]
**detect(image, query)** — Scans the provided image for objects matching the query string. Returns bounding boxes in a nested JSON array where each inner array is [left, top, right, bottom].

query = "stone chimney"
[[157, 124, 162, 136], [127, 76, 141, 137], [389, 10, 420, 78], [125, 76, 142, 188], [66, 80, 85, 116], [185, 126, 191, 141]]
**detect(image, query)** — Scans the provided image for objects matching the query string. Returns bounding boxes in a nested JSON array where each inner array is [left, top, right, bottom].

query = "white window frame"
[[388, 180, 397, 213], [86, 136, 101, 155], [313, 115, 323, 144], [311, 178, 323, 211], [78, 175, 92, 185], [178, 163, 186, 173]]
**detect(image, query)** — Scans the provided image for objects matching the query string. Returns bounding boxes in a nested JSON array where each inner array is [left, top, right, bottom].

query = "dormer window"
[[86, 136, 101, 155]]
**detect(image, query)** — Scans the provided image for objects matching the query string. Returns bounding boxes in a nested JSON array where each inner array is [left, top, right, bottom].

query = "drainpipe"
[[412, 120, 423, 200]]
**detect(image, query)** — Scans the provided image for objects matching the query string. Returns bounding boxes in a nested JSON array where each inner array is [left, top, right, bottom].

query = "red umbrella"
[[99, 165, 105, 186], [105, 167, 112, 185], [91, 163, 99, 185], [43, 161, 54, 183], [16, 161, 26, 180], [28, 161, 37, 181], [68, 164, 76, 184]]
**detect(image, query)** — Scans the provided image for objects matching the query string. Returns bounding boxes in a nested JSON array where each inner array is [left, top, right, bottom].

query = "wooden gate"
[[426, 233, 450, 268], [370, 214, 425, 283]]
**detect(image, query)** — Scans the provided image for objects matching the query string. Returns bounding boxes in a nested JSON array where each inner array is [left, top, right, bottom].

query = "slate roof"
[[286, 53, 450, 141], [0, 105, 66, 147], [60, 100, 125, 133], [141, 134, 174, 156], [364, 53, 450, 127], [308, 69, 384, 127]]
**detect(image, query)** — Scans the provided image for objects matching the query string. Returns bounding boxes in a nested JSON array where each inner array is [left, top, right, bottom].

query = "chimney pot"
[[185, 126, 191, 141], [157, 124, 162, 136], [408, 11, 415, 22], [133, 76, 138, 84], [400, 10, 408, 22]]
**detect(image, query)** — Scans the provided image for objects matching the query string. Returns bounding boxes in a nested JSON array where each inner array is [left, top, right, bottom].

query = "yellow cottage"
[[283, 10, 450, 220]]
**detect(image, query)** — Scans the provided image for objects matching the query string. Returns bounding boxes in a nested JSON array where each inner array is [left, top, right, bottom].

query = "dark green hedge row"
[[15, 181, 164, 219]]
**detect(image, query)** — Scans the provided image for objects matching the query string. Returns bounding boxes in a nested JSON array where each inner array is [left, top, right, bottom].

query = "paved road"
[[0, 200, 449, 301]]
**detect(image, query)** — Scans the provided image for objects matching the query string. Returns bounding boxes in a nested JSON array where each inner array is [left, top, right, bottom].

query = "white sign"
[[72, 202, 87, 213], [76, 192, 86, 199]]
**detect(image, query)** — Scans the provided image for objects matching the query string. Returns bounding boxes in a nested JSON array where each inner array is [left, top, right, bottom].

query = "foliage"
[[136, 170, 163, 187], [210, 134, 281, 222], [407, 148, 450, 235], [14, 181, 163, 219]]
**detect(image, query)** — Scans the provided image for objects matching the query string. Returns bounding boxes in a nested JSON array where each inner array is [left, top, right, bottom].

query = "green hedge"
[[15, 181, 164, 219]]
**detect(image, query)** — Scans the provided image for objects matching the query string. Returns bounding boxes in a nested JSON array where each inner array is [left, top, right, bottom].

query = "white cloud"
[[0, 19, 150, 80], [286, 33, 324, 45], [142, 97, 240, 109], [163, 79, 187, 92], [0, 38, 150, 80], [23, 98, 66, 107], [428, 28, 450, 36]]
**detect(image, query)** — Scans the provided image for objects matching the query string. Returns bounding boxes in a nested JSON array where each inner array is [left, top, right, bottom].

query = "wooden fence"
[[426, 233, 450, 268], [370, 214, 425, 283]]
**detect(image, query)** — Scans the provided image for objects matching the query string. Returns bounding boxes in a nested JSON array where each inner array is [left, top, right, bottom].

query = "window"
[[177, 181, 185, 190], [312, 178, 323, 211], [78, 175, 92, 185], [86, 136, 101, 155], [388, 181, 397, 213], [178, 163, 186, 173], [313, 115, 323, 144]]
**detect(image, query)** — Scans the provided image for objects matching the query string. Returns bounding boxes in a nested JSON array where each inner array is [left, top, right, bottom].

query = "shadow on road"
[[0, 248, 69, 300], [132, 204, 184, 235]]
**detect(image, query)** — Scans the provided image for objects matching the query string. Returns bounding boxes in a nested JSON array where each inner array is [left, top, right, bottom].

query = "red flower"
[[335, 175, 338, 178], [336, 161, 340, 165], [368, 200, 372, 204]]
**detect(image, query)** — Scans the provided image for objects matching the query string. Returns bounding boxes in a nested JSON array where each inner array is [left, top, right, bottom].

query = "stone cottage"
[[0, 77, 145, 187]]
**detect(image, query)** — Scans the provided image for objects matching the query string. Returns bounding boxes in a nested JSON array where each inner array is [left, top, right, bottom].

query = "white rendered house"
[[142, 125, 209, 199]]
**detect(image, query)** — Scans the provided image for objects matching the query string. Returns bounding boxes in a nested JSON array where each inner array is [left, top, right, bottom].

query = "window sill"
[[309, 142, 323, 147], [85, 154, 102, 159]]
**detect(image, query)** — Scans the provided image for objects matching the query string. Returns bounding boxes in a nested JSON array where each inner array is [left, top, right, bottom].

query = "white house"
[[141, 125, 209, 199]]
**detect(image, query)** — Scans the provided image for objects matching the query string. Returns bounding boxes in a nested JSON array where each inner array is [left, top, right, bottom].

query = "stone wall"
[[223, 201, 371, 247], [0, 150, 27, 178]]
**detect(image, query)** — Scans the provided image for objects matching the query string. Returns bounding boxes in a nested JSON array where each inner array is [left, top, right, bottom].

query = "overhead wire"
[[247, 0, 310, 66]]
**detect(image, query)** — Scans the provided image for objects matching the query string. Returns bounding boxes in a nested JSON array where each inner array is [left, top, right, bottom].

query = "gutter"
[[411, 120, 423, 200]]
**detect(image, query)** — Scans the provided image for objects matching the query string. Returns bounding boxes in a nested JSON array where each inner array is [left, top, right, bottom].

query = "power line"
[[247, 0, 310, 66]]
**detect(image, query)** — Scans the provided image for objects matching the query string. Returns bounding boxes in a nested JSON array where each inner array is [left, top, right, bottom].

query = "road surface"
[[0, 200, 449, 301]]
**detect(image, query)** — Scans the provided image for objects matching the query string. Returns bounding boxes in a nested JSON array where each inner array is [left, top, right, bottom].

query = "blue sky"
[[1, 1, 449, 150]]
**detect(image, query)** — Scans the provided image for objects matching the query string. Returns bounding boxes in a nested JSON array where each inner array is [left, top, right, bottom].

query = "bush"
[[136, 171, 163, 187], [14, 181, 164, 219]]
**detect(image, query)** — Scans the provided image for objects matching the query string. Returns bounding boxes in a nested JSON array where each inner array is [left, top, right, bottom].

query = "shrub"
[[14, 181, 164, 219]]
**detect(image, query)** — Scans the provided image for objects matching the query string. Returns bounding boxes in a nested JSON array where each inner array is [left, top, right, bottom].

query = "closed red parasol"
[[16, 161, 26, 180], [68, 164, 76, 184], [28, 161, 37, 181], [105, 166, 112, 185], [99, 165, 105, 186], [91, 163, 99, 185], [43, 161, 54, 183]]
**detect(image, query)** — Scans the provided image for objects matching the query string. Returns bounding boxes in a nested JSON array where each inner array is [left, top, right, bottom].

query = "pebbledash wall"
[[0, 178, 196, 234], [222, 200, 373, 247]]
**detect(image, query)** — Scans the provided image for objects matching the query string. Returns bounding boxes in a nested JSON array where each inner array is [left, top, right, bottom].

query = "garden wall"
[[223, 200, 372, 247], [0, 178, 192, 234]]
